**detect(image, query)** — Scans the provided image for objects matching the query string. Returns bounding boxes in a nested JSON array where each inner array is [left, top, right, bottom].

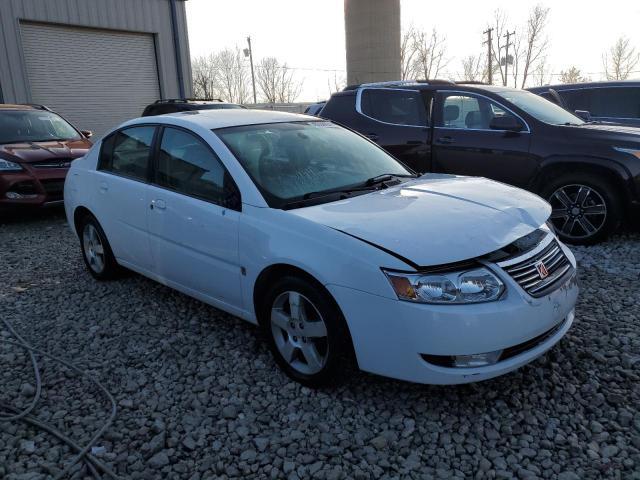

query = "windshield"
[[216, 121, 412, 208], [0, 110, 81, 144], [495, 90, 585, 126]]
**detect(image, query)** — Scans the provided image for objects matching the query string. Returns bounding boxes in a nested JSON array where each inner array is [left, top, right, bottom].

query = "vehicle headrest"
[[444, 105, 460, 122]]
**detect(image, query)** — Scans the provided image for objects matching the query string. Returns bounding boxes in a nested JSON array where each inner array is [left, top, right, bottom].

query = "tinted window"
[[588, 87, 640, 119], [156, 127, 234, 206], [560, 90, 589, 112], [216, 121, 412, 208], [361, 89, 427, 126], [99, 126, 154, 181], [440, 93, 515, 130], [320, 93, 356, 121]]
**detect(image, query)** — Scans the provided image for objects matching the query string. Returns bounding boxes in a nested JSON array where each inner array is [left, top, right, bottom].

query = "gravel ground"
[[0, 210, 639, 480]]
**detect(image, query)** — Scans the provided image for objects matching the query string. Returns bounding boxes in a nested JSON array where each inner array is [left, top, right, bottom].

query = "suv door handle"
[[99, 181, 108, 192], [150, 199, 166, 210], [365, 133, 379, 141], [437, 136, 454, 144]]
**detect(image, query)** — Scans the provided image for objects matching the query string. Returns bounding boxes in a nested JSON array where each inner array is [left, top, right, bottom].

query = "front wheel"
[[79, 215, 119, 280], [261, 275, 351, 387], [541, 173, 621, 245]]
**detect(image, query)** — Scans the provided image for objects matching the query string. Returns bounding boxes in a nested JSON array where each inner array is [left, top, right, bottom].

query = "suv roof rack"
[[456, 81, 489, 85], [153, 98, 224, 104], [343, 79, 454, 91], [22, 103, 51, 111]]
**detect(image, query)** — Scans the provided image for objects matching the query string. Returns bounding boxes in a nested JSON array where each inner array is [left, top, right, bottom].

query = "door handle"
[[365, 133, 379, 141], [99, 181, 108, 192], [150, 199, 166, 210], [437, 136, 454, 144]]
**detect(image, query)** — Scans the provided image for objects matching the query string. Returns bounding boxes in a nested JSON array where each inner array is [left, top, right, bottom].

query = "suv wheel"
[[80, 215, 119, 280], [542, 173, 621, 245], [260, 275, 351, 387]]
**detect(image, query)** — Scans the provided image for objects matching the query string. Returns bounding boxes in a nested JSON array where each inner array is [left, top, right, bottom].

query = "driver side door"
[[432, 91, 534, 187]]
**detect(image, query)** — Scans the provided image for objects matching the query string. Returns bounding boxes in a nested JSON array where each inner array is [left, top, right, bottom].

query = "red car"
[[0, 104, 93, 211]]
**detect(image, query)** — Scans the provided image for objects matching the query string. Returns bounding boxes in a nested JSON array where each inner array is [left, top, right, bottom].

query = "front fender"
[[238, 205, 410, 321]]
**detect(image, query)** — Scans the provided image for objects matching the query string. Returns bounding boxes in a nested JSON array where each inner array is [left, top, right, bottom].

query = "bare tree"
[[531, 59, 552, 87], [459, 55, 486, 82], [400, 26, 418, 80], [603, 36, 640, 80], [559, 66, 589, 84], [411, 28, 449, 80], [327, 72, 346, 96], [489, 5, 549, 88], [191, 54, 219, 99], [518, 5, 550, 88], [255, 56, 302, 103], [214, 48, 251, 104], [489, 9, 509, 86]]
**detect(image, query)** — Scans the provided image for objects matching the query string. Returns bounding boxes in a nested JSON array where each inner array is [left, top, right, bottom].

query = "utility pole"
[[244, 36, 257, 104], [483, 28, 493, 84], [502, 30, 515, 87]]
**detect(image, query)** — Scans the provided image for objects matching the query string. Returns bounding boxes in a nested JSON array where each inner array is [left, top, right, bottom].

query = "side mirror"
[[489, 115, 524, 132], [574, 110, 592, 122], [81, 130, 93, 139]]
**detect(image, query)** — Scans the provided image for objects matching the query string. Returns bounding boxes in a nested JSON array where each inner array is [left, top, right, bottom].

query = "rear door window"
[[98, 126, 155, 181], [360, 89, 427, 126]]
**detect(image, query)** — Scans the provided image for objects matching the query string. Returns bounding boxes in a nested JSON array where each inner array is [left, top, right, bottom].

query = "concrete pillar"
[[344, 0, 401, 86]]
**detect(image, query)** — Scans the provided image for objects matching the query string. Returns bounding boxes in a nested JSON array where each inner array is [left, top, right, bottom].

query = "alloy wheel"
[[270, 291, 329, 375], [82, 223, 106, 274], [548, 184, 607, 240]]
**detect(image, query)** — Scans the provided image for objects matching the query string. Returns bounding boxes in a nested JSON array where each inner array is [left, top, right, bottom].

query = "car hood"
[[0, 139, 92, 164], [290, 175, 551, 267], [572, 123, 640, 141]]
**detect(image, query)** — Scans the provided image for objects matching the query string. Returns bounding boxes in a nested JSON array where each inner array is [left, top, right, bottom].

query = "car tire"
[[79, 214, 119, 280], [260, 275, 352, 387], [541, 172, 621, 245]]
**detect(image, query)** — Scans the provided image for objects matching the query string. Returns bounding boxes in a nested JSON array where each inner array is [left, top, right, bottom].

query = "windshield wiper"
[[365, 173, 417, 186], [301, 173, 416, 201]]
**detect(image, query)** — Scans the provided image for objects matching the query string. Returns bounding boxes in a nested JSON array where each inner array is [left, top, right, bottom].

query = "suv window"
[[440, 93, 516, 130], [98, 126, 154, 181], [360, 89, 427, 126], [588, 87, 640, 119], [155, 127, 235, 206]]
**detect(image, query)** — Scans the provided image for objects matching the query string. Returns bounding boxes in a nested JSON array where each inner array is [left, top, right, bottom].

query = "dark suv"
[[0, 104, 93, 211], [320, 80, 640, 244], [142, 98, 246, 116], [528, 81, 640, 127]]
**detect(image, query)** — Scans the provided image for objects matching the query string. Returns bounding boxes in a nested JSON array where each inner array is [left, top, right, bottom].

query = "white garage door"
[[20, 22, 160, 138]]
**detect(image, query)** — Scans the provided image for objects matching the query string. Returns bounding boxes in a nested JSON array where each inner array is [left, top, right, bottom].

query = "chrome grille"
[[501, 240, 573, 297], [31, 159, 72, 169]]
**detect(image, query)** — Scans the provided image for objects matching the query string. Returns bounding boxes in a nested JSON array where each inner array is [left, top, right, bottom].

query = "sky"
[[186, 0, 640, 102]]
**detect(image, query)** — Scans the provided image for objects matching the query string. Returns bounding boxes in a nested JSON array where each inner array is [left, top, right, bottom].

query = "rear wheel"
[[79, 215, 119, 280], [541, 173, 621, 245], [260, 275, 351, 387]]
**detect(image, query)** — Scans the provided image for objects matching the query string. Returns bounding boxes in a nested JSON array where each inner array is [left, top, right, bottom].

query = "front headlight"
[[0, 159, 23, 171], [384, 267, 505, 304]]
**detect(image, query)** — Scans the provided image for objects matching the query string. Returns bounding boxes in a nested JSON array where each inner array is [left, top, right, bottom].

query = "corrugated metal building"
[[0, 0, 192, 137]]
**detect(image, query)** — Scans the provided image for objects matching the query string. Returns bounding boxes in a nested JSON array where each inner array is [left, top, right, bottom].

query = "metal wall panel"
[[21, 22, 160, 137], [0, 0, 192, 105]]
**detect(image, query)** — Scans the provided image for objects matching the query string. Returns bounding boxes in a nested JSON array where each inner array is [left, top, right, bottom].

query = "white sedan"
[[64, 110, 578, 386]]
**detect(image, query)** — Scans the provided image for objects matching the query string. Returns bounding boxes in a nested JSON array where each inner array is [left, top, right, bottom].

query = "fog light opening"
[[453, 350, 503, 368]]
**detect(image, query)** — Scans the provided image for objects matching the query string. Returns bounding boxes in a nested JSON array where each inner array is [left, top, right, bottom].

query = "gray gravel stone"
[[0, 211, 638, 480]]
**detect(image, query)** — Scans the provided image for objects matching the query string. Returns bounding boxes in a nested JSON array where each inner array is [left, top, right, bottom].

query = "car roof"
[[125, 109, 316, 131], [0, 103, 48, 111], [528, 80, 640, 92]]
